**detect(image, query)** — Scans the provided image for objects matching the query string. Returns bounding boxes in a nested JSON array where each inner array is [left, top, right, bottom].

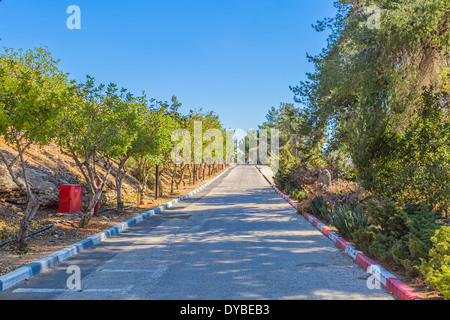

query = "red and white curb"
[[272, 185, 423, 301]]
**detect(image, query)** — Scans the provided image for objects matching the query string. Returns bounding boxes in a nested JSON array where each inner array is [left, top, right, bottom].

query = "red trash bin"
[[58, 185, 83, 214]]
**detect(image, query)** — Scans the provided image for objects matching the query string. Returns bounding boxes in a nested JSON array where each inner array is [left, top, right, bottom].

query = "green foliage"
[[351, 227, 376, 255], [261, 103, 328, 173], [60, 76, 136, 161], [0, 226, 14, 242], [368, 201, 409, 239], [0, 46, 71, 147], [0, 46, 72, 249], [369, 90, 450, 216], [289, 188, 308, 202], [290, 0, 450, 217], [420, 226, 450, 300], [274, 145, 298, 191], [357, 201, 439, 276], [307, 196, 329, 221], [329, 203, 369, 239]]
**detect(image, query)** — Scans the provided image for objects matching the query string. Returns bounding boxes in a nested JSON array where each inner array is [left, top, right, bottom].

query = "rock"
[[0, 163, 25, 203], [0, 162, 60, 207], [0, 142, 139, 210], [317, 169, 332, 188]]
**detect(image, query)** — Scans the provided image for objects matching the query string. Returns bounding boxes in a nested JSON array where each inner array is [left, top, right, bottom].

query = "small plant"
[[290, 188, 308, 202], [420, 226, 450, 300], [330, 203, 369, 239], [308, 196, 329, 221], [0, 225, 15, 242]]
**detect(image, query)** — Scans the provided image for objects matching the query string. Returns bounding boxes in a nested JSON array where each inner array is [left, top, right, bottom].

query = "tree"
[[111, 93, 146, 210], [0, 47, 71, 250], [290, 0, 450, 190], [371, 89, 450, 216], [132, 102, 176, 202], [59, 76, 137, 227], [260, 103, 326, 171], [182, 108, 225, 182]]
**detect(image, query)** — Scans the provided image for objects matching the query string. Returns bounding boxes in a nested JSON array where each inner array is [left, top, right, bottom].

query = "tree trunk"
[[158, 179, 163, 197], [137, 157, 151, 205], [16, 192, 40, 252], [72, 153, 113, 229], [115, 157, 128, 211], [0, 143, 41, 252], [80, 190, 100, 228], [116, 174, 124, 210]]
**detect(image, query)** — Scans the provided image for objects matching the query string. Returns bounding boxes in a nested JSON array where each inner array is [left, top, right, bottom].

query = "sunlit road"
[[0, 165, 394, 300]]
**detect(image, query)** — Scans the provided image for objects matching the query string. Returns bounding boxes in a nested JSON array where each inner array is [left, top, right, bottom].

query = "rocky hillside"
[[0, 138, 139, 210]]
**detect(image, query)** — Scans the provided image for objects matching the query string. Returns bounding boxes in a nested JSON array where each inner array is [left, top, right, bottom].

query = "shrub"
[[0, 224, 15, 242], [361, 200, 439, 276], [368, 201, 409, 239], [357, 90, 450, 217], [274, 146, 298, 191], [307, 196, 329, 221], [329, 203, 369, 239], [290, 188, 308, 202], [420, 226, 450, 300], [352, 227, 376, 254]]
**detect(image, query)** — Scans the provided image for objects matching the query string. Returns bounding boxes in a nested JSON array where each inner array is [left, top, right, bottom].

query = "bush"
[[274, 146, 298, 191], [352, 227, 376, 254], [289, 188, 308, 202], [420, 226, 450, 300], [357, 200, 439, 276], [329, 203, 369, 239], [368, 201, 409, 239], [307, 196, 329, 221], [0, 225, 15, 242]]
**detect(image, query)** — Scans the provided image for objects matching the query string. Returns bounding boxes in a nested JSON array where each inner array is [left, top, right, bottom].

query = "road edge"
[[0, 167, 231, 293], [256, 165, 423, 301]]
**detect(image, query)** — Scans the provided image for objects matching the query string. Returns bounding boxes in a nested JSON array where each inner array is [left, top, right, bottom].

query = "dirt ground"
[[0, 169, 226, 279]]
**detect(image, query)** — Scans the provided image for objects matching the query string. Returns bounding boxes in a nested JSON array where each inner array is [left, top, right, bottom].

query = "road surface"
[[0, 165, 394, 300]]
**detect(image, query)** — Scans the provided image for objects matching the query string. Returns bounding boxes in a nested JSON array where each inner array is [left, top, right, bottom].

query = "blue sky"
[[0, 0, 336, 131]]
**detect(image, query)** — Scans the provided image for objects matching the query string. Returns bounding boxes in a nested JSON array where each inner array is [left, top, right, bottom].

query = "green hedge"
[[420, 226, 450, 300]]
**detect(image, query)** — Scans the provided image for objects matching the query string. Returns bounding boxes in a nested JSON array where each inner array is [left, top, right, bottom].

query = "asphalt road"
[[0, 165, 394, 300]]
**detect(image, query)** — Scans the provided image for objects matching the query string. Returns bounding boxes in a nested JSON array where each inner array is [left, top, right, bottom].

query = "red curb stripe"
[[321, 226, 333, 237], [386, 278, 423, 300], [312, 219, 319, 227], [275, 187, 424, 301], [355, 253, 378, 271], [271, 186, 423, 301], [335, 237, 350, 251]]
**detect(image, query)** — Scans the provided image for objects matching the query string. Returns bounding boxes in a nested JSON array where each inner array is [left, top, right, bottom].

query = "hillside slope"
[[0, 138, 139, 210]]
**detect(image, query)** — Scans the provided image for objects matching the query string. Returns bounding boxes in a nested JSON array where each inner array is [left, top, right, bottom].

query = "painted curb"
[[0, 167, 231, 293], [270, 184, 423, 301]]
